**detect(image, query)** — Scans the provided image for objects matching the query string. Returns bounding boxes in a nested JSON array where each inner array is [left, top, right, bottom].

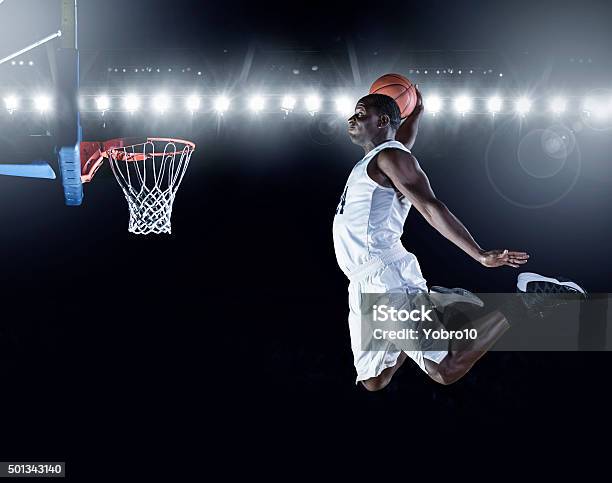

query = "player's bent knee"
[[427, 358, 468, 385], [427, 369, 451, 385], [361, 374, 391, 392], [437, 361, 468, 385]]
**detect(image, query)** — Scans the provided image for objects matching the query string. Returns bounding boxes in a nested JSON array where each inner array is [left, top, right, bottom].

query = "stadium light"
[[583, 96, 609, 119], [281, 95, 296, 112], [124, 94, 140, 112], [424, 95, 442, 115], [186, 95, 201, 112], [487, 96, 503, 114], [583, 97, 595, 114], [549, 97, 567, 115], [214, 95, 230, 114], [4, 95, 19, 113], [453, 95, 473, 114], [515, 97, 532, 116], [95, 95, 111, 111], [305, 94, 321, 114], [153, 94, 171, 114], [335, 96, 353, 116], [34, 95, 51, 112], [249, 95, 265, 113]]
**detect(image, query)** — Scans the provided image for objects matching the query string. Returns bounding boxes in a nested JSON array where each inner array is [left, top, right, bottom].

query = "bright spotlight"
[[95, 95, 111, 111], [124, 95, 140, 112], [186, 95, 201, 112], [583, 97, 608, 118], [214, 95, 230, 113], [335, 96, 353, 115], [424, 95, 442, 114], [487, 96, 503, 114], [249, 95, 265, 113], [549, 97, 567, 115], [34, 95, 51, 112], [305, 94, 321, 114], [515, 97, 532, 115], [281, 95, 296, 112], [4, 95, 19, 112], [453, 95, 473, 114], [153, 94, 171, 114]]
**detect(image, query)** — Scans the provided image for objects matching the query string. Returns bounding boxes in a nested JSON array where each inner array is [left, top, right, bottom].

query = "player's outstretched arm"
[[394, 85, 423, 150], [376, 149, 530, 268]]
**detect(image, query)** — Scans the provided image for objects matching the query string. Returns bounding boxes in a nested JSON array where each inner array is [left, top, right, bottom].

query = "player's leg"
[[359, 305, 507, 389], [361, 311, 507, 389], [423, 309, 509, 385], [361, 352, 408, 392], [422, 272, 588, 384], [355, 256, 457, 390]]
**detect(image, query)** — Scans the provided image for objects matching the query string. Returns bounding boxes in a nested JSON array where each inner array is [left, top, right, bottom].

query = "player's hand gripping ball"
[[369, 73, 418, 118]]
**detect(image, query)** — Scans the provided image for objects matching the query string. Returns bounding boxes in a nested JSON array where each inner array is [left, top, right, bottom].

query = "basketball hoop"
[[103, 138, 195, 235]]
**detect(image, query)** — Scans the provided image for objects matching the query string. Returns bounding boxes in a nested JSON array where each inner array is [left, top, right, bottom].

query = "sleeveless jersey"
[[332, 140, 413, 276]]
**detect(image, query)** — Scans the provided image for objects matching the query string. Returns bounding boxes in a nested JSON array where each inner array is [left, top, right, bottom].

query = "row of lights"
[[0, 93, 331, 115], [2, 94, 51, 113], [408, 68, 503, 77], [107, 67, 202, 75], [2, 93, 612, 118], [103, 94, 330, 114], [7, 60, 35, 66], [426, 95, 532, 115], [424, 94, 611, 117], [104, 67, 505, 77]]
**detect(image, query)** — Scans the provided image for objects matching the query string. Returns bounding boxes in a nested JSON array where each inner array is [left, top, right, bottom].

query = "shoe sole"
[[516, 272, 586, 294], [430, 286, 484, 307]]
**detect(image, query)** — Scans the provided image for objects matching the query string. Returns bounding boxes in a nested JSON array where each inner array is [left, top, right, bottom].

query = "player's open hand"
[[479, 249, 529, 268], [409, 84, 424, 118]]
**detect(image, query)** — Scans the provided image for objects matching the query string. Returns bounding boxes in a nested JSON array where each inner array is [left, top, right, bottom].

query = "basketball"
[[369, 73, 418, 118]]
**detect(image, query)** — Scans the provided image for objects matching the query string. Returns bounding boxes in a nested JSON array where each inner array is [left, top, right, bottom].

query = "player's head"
[[347, 94, 401, 145]]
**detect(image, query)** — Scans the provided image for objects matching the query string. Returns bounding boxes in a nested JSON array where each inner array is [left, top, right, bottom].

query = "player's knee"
[[432, 361, 465, 385], [361, 374, 391, 392]]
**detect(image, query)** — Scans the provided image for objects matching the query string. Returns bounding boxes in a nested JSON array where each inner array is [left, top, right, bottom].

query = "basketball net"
[[106, 139, 195, 235]]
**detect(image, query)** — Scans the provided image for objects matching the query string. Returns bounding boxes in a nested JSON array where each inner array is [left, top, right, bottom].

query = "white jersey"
[[333, 140, 413, 276]]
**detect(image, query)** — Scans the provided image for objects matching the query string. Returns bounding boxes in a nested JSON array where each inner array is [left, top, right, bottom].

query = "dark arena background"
[[1, 0, 611, 473]]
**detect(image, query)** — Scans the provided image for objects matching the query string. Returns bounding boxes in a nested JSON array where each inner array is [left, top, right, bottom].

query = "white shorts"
[[347, 245, 448, 383]]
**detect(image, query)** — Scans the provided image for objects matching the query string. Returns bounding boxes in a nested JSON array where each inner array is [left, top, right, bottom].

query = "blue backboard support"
[[56, 0, 82, 206]]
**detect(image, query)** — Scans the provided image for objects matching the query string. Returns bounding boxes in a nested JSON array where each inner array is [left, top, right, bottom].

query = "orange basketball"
[[369, 73, 417, 118]]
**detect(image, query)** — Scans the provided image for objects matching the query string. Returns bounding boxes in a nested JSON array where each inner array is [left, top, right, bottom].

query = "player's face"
[[347, 102, 379, 145]]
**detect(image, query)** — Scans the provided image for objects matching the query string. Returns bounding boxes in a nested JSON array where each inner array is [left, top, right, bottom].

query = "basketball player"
[[333, 88, 532, 390]]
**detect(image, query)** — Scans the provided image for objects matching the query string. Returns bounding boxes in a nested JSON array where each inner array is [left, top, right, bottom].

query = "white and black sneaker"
[[516, 272, 588, 317], [517, 272, 587, 296]]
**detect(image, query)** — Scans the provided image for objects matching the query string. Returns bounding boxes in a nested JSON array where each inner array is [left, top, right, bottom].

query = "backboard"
[[0, 1, 197, 234], [0, 0, 82, 205]]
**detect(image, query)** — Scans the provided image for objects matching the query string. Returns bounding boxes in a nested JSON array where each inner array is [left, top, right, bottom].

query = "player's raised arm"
[[394, 85, 423, 150], [375, 149, 529, 268]]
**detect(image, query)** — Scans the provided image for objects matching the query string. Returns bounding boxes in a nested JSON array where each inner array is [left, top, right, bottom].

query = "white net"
[[107, 138, 195, 235]]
